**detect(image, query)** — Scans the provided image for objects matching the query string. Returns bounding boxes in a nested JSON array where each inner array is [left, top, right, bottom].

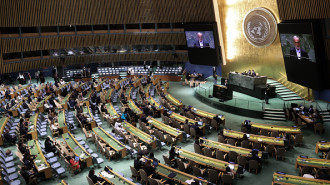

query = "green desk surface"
[[58, 110, 66, 128], [37, 95, 51, 108], [28, 113, 38, 133], [0, 117, 9, 134], [296, 157, 330, 168], [200, 138, 263, 157], [83, 107, 94, 120], [123, 121, 155, 144], [170, 112, 205, 130], [61, 92, 72, 104], [62, 133, 90, 160], [177, 148, 238, 173], [191, 108, 218, 120], [105, 89, 114, 100], [106, 103, 119, 119], [100, 169, 136, 185], [165, 94, 182, 107], [128, 100, 143, 115], [148, 97, 163, 110], [28, 140, 49, 171], [249, 122, 301, 134], [92, 127, 125, 152], [316, 142, 330, 152], [273, 173, 330, 185], [154, 162, 208, 185], [84, 89, 93, 100], [147, 116, 181, 137], [223, 129, 284, 146]]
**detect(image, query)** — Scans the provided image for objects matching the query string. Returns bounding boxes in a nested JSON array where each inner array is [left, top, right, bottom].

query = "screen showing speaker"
[[278, 22, 322, 89], [184, 24, 220, 66]]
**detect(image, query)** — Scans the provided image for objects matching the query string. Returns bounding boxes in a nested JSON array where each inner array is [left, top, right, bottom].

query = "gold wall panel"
[[217, 0, 310, 100], [1, 52, 188, 73], [0, 0, 215, 27], [277, 0, 330, 20]]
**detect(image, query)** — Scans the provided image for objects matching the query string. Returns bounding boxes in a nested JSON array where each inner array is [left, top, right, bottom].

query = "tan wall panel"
[[277, 0, 330, 20], [0, 0, 215, 27]]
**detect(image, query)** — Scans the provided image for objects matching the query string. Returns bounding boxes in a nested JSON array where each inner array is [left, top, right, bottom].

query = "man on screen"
[[194, 32, 210, 48], [290, 35, 309, 61]]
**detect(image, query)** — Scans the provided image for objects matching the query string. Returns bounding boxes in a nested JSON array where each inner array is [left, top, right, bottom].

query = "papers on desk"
[[74, 146, 79, 150], [197, 122, 202, 126], [80, 153, 85, 158], [229, 164, 234, 170], [101, 171, 114, 179], [257, 139, 263, 142], [35, 160, 41, 163], [185, 179, 195, 184]]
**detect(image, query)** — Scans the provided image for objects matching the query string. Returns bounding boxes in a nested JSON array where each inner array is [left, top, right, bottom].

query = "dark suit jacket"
[[290, 48, 309, 60], [193, 40, 210, 48]]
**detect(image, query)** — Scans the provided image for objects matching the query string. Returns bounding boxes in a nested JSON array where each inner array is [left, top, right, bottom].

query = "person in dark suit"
[[290, 35, 309, 61], [193, 32, 210, 48]]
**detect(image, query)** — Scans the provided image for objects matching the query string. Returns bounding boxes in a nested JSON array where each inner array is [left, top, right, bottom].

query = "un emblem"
[[243, 8, 277, 48]]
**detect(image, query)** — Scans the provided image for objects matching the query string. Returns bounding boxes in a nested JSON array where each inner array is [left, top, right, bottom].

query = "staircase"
[[320, 110, 330, 123], [263, 108, 286, 121], [267, 80, 303, 101]]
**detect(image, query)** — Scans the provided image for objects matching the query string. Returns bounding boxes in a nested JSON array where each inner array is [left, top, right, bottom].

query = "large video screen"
[[280, 34, 316, 62], [184, 24, 220, 66], [185, 31, 215, 49], [278, 22, 321, 89]]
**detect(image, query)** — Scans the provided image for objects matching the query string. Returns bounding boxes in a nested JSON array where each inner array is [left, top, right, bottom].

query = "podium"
[[213, 85, 233, 100]]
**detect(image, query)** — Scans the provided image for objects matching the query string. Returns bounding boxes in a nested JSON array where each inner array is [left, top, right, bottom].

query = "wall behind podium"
[[216, 0, 310, 100]]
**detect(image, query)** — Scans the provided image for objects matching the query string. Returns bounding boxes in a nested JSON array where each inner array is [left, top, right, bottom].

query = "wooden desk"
[[27, 113, 38, 140], [62, 132, 93, 167], [272, 172, 330, 185], [200, 138, 263, 158], [147, 97, 164, 114], [82, 107, 96, 129], [105, 89, 114, 103], [143, 157, 208, 185], [93, 126, 126, 158], [176, 147, 239, 174], [147, 116, 183, 141], [248, 122, 302, 135], [165, 93, 183, 108], [28, 140, 52, 179], [0, 117, 9, 146], [223, 129, 284, 146], [99, 166, 136, 185], [127, 100, 143, 117], [58, 110, 68, 134], [36, 94, 52, 113], [61, 92, 72, 110], [170, 112, 205, 134], [123, 121, 156, 149], [295, 156, 330, 169], [315, 141, 330, 154], [299, 114, 315, 125]]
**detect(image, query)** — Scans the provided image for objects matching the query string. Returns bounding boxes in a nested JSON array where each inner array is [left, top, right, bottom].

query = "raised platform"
[[194, 77, 324, 119]]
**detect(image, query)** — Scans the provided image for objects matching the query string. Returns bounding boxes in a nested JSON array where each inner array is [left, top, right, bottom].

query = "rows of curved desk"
[[123, 121, 156, 149], [247, 122, 302, 135], [57, 110, 68, 134], [99, 166, 136, 185], [92, 126, 126, 158], [170, 112, 205, 134], [147, 116, 183, 141], [143, 157, 208, 185], [37, 94, 52, 113], [165, 93, 183, 108], [272, 172, 330, 185], [199, 138, 263, 158], [147, 96, 164, 114], [0, 117, 9, 145], [61, 92, 72, 110], [315, 141, 330, 154], [223, 129, 284, 146], [28, 139, 52, 179], [176, 147, 239, 174], [295, 156, 330, 169], [62, 132, 93, 167], [127, 100, 143, 117], [105, 103, 120, 121]]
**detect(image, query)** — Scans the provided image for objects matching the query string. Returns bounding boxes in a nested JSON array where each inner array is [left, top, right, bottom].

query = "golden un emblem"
[[243, 8, 277, 48]]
